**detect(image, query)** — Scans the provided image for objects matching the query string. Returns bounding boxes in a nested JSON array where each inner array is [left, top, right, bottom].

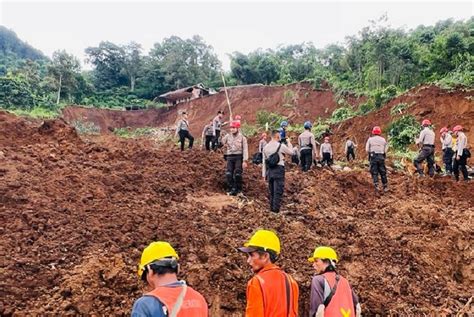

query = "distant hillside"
[[0, 25, 47, 74]]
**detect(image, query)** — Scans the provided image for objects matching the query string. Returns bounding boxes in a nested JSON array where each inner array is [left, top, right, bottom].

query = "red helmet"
[[422, 119, 431, 126], [234, 115, 242, 120], [452, 125, 463, 132], [372, 126, 382, 135], [439, 127, 448, 134], [230, 120, 241, 128]]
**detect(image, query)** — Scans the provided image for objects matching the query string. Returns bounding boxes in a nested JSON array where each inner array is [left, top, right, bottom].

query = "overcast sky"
[[1, 0, 472, 70]]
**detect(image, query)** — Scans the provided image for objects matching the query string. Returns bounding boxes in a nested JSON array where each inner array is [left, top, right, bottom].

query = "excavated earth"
[[1, 110, 473, 316]]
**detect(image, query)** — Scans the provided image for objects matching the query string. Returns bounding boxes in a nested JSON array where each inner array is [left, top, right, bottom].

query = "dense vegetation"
[[0, 16, 472, 117]]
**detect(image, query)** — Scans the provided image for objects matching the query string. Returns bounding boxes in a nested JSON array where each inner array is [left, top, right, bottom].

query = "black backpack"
[[265, 143, 282, 168]]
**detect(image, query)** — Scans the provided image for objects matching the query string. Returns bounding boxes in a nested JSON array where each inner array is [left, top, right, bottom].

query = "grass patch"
[[114, 127, 156, 138], [7, 107, 60, 119], [72, 120, 101, 135]]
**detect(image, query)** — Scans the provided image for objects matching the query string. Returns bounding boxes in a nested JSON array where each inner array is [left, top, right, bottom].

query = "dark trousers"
[[442, 148, 454, 174], [321, 152, 332, 166], [347, 148, 355, 161], [226, 155, 243, 192], [178, 130, 194, 151], [300, 149, 313, 172], [414, 145, 435, 176], [268, 165, 285, 212], [370, 153, 387, 187], [453, 153, 469, 181], [204, 135, 213, 151], [212, 130, 221, 150]]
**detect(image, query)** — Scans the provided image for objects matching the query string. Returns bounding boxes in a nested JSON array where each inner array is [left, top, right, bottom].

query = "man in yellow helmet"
[[132, 241, 208, 317], [238, 229, 299, 317], [308, 246, 360, 317]]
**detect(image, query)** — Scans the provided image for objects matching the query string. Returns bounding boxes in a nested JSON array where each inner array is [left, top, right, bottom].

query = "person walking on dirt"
[[175, 112, 194, 151], [308, 246, 361, 317], [201, 120, 214, 151], [452, 125, 470, 181], [279, 120, 289, 145], [238, 229, 299, 317], [298, 121, 318, 172], [222, 120, 249, 195], [132, 241, 208, 317], [414, 119, 435, 177], [440, 127, 454, 176], [366, 126, 389, 193], [319, 137, 333, 167], [262, 130, 294, 213], [345, 137, 357, 161], [212, 110, 226, 150]]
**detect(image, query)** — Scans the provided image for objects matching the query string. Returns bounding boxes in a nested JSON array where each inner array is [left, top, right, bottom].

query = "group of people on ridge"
[[132, 230, 361, 317]]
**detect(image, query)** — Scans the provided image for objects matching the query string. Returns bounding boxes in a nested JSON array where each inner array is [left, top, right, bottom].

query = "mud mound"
[[1, 113, 473, 316], [331, 85, 473, 159], [61, 82, 364, 135]]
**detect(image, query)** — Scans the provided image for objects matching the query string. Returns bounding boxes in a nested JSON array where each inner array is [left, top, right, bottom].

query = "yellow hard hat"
[[137, 241, 179, 277], [238, 229, 281, 255], [308, 246, 338, 263]]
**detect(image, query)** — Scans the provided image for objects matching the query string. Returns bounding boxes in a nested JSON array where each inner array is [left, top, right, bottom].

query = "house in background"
[[155, 83, 215, 106]]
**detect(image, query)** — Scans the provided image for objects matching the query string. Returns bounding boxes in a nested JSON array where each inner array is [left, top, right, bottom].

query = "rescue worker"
[[212, 110, 226, 150], [366, 126, 388, 193], [414, 119, 435, 177], [344, 137, 357, 161], [222, 120, 249, 195], [279, 121, 289, 145], [319, 137, 333, 167], [175, 112, 194, 151], [308, 246, 361, 317], [439, 127, 453, 175], [262, 130, 294, 213], [452, 125, 469, 181], [132, 241, 208, 316], [238, 229, 299, 317], [252, 133, 268, 165], [298, 121, 318, 172], [201, 120, 214, 151]]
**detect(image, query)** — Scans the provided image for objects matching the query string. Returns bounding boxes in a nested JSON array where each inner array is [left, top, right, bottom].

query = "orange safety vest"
[[323, 272, 355, 317], [246, 264, 299, 317], [147, 284, 208, 317]]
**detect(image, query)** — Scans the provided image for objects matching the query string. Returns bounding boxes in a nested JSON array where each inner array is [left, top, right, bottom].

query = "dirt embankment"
[[62, 82, 361, 135], [330, 85, 474, 159], [1, 111, 473, 316]]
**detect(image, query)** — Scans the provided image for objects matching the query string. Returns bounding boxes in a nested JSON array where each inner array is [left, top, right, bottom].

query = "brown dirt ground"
[[1, 110, 473, 316]]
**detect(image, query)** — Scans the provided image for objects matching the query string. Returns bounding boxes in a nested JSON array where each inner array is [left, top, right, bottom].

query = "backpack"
[[252, 152, 263, 165], [291, 153, 300, 165], [265, 143, 282, 168]]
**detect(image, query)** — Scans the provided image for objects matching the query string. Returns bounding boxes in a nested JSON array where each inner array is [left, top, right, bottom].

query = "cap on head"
[[138, 241, 179, 277], [304, 121, 312, 129], [453, 125, 463, 132], [280, 121, 288, 128], [372, 126, 382, 135], [230, 120, 241, 129], [238, 229, 281, 255], [308, 246, 338, 263], [217, 110, 223, 114], [422, 119, 431, 126], [439, 127, 448, 134]]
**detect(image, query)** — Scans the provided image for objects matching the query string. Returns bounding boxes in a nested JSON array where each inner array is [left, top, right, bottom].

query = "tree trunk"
[[56, 74, 62, 105], [130, 76, 135, 92]]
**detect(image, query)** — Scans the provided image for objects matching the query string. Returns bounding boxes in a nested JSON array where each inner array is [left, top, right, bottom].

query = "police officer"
[[212, 110, 226, 150], [175, 112, 194, 151], [222, 120, 249, 195], [298, 121, 318, 172], [439, 127, 453, 176], [366, 126, 388, 193], [452, 125, 469, 181], [414, 119, 435, 177], [279, 121, 289, 145]]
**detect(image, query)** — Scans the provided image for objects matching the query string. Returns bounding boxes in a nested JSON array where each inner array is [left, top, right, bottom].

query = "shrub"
[[328, 107, 356, 124], [9, 107, 59, 119], [72, 120, 101, 135], [390, 102, 413, 115], [386, 115, 420, 150], [373, 85, 398, 108], [357, 101, 376, 115], [256, 110, 287, 130], [240, 123, 258, 137]]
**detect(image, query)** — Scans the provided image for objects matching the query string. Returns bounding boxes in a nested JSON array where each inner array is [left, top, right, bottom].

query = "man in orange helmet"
[[366, 126, 388, 193]]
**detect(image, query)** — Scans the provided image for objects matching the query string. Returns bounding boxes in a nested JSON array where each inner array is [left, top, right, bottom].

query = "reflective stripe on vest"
[[147, 284, 208, 317], [323, 272, 355, 317]]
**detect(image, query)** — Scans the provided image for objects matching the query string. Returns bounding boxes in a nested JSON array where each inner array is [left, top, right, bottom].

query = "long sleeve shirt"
[[365, 136, 388, 154], [309, 274, 359, 317], [440, 133, 452, 150], [298, 130, 317, 156], [258, 139, 267, 153], [344, 140, 356, 153], [201, 124, 214, 139], [175, 119, 189, 133], [222, 132, 249, 160], [212, 115, 222, 135], [262, 140, 294, 177], [416, 127, 435, 146], [456, 132, 468, 156], [319, 143, 333, 157]]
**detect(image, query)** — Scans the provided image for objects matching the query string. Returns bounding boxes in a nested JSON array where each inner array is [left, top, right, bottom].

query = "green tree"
[[47, 50, 81, 104]]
